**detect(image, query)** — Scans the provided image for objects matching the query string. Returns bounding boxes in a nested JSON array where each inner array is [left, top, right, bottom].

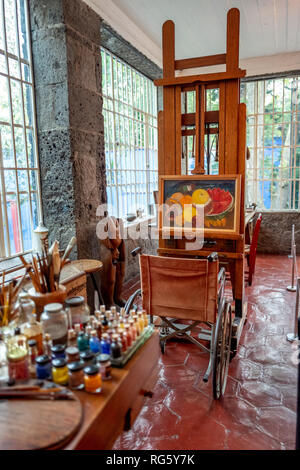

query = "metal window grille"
[[101, 47, 158, 219], [241, 77, 300, 211], [0, 0, 42, 259]]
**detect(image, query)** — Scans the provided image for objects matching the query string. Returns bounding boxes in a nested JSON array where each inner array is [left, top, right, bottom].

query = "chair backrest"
[[139, 254, 219, 323], [249, 213, 262, 275]]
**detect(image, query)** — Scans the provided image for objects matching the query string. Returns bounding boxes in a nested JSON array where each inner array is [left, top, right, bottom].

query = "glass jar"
[[52, 358, 68, 385], [51, 344, 66, 360], [68, 361, 85, 390], [17, 291, 35, 326], [79, 350, 96, 367], [133, 315, 141, 337], [118, 329, 127, 353], [6, 332, 29, 381], [84, 365, 102, 393], [100, 333, 111, 355], [23, 313, 43, 355], [110, 334, 122, 359], [36, 354, 52, 380], [68, 329, 77, 347], [66, 346, 80, 364], [65, 296, 90, 327], [98, 354, 111, 381], [41, 303, 68, 345]]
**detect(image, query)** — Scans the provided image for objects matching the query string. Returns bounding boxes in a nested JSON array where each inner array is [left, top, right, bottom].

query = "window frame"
[[101, 47, 158, 220], [241, 75, 300, 212], [0, 0, 42, 260]]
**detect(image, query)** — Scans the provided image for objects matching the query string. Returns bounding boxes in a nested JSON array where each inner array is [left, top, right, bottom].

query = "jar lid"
[[14, 327, 21, 335], [66, 346, 79, 356], [98, 353, 110, 363], [36, 354, 51, 365], [51, 344, 66, 354], [84, 365, 99, 376], [28, 339, 37, 347], [65, 296, 85, 307], [44, 303, 63, 313], [80, 350, 95, 362], [67, 361, 85, 372], [52, 358, 67, 368]]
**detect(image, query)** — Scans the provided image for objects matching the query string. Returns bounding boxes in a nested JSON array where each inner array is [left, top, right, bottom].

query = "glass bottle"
[[124, 324, 133, 347], [110, 334, 122, 359], [51, 344, 66, 360], [84, 365, 102, 393], [98, 354, 111, 381], [142, 309, 149, 327], [68, 329, 77, 348], [6, 331, 29, 381], [40, 303, 68, 345], [23, 313, 43, 355], [133, 315, 140, 337], [68, 361, 85, 390], [77, 331, 89, 352], [89, 330, 101, 353], [28, 339, 38, 378], [118, 329, 127, 353], [17, 291, 35, 326], [66, 346, 80, 364], [100, 305, 106, 314], [129, 319, 137, 342], [36, 354, 52, 380], [95, 320, 102, 340], [101, 314, 109, 332], [74, 323, 81, 337], [65, 296, 90, 328], [52, 358, 68, 385], [137, 311, 145, 333], [79, 350, 96, 367], [100, 333, 111, 355], [110, 306, 117, 317], [43, 333, 52, 357]]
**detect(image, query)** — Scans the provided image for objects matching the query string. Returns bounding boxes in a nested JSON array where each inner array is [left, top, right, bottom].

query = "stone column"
[[29, 0, 106, 305]]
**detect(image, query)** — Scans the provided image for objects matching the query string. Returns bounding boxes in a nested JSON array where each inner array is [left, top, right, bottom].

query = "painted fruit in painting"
[[206, 188, 234, 220]]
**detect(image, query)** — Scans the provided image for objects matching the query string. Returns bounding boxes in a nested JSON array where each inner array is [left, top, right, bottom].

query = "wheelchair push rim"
[[212, 301, 232, 400]]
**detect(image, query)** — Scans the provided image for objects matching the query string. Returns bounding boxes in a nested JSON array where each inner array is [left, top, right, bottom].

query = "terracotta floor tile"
[[115, 255, 299, 450]]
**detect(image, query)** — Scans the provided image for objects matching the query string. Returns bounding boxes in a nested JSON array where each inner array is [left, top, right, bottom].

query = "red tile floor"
[[113, 254, 298, 450]]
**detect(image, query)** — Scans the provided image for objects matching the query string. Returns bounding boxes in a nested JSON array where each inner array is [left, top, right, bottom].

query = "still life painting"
[[159, 175, 241, 235]]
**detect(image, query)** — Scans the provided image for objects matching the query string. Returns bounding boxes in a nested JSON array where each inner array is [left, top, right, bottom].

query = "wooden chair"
[[125, 252, 233, 399], [245, 213, 262, 286]]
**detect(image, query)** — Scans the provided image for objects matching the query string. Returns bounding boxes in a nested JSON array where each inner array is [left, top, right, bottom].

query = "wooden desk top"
[[65, 330, 159, 450]]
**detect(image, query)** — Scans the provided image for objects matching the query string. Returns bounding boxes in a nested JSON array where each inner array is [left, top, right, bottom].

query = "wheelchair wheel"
[[212, 301, 232, 400]]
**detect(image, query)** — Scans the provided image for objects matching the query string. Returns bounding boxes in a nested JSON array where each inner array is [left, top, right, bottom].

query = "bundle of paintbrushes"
[[19, 237, 77, 294], [0, 271, 29, 327]]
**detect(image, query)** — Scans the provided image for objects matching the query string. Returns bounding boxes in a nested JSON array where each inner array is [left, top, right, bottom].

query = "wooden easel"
[[154, 8, 247, 346]]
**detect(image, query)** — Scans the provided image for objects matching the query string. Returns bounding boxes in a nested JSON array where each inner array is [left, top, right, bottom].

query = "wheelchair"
[[125, 252, 233, 400]]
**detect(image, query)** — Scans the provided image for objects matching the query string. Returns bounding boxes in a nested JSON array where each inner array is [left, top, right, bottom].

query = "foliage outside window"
[[241, 77, 300, 211], [101, 48, 158, 219], [0, 0, 42, 259]]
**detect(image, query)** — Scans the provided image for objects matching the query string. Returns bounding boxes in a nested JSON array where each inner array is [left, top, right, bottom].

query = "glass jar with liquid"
[[41, 303, 68, 345]]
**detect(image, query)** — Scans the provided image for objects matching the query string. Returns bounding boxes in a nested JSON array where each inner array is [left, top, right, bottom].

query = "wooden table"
[[65, 330, 160, 450]]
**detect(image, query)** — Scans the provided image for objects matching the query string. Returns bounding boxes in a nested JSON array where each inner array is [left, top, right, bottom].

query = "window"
[[0, 0, 42, 259], [241, 76, 300, 210], [101, 48, 158, 219]]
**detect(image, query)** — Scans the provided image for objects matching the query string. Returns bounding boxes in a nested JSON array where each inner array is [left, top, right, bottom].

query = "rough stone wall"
[[256, 212, 300, 254], [29, 0, 106, 306]]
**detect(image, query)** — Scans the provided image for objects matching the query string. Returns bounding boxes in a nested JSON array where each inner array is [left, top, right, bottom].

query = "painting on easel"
[[159, 175, 241, 236]]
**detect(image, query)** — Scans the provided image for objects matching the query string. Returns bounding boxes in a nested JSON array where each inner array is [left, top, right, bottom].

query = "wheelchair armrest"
[[207, 252, 218, 262]]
